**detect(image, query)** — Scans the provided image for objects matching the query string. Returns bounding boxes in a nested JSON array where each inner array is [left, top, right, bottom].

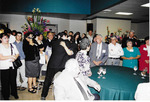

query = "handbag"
[[10, 43, 22, 69]]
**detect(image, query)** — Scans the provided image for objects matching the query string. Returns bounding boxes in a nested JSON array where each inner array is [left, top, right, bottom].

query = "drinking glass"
[[102, 68, 106, 79], [141, 67, 148, 79], [133, 66, 137, 75], [97, 67, 103, 78]]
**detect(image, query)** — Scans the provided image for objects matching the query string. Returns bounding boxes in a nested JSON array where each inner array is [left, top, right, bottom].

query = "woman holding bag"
[[0, 33, 19, 100], [23, 32, 40, 93]]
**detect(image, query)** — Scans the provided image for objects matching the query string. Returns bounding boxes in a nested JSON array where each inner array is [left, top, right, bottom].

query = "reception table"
[[89, 65, 149, 100]]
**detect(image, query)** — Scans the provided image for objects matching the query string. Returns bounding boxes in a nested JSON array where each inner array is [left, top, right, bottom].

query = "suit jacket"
[[122, 37, 140, 48], [47, 39, 71, 69], [89, 42, 108, 67], [54, 70, 98, 100]]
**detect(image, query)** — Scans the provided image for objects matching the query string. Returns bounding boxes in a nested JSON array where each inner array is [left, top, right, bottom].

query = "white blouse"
[[0, 43, 19, 70]]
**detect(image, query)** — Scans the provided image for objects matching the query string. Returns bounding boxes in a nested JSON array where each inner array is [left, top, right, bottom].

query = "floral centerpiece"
[[118, 28, 122, 36], [21, 8, 50, 38]]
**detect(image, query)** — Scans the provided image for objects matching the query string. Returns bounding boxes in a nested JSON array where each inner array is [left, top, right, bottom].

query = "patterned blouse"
[[76, 50, 91, 76]]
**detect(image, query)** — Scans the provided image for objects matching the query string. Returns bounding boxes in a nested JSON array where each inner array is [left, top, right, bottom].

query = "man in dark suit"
[[122, 30, 140, 48], [43, 31, 54, 51], [89, 34, 108, 67], [41, 32, 73, 100]]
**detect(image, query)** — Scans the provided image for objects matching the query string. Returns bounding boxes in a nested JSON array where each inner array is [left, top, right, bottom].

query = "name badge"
[[143, 47, 147, 51], [102, 50, 106, 53], [129, 49, 134, 52]]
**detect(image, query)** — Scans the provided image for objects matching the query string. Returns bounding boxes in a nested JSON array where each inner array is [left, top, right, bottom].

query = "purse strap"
[[10, 43, 14, 55]]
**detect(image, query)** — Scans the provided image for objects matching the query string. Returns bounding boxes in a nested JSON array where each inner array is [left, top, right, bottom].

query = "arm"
[[89, 43, 94, 62], [60, 41, 73, 56], [0, 54, 15, 60], [85, 77, 101, 92]]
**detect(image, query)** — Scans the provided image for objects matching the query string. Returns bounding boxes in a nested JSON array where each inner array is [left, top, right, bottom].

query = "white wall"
[[69, 20, 86, 34], [131, 22, 149, 39], [0, 14, 70, 33], [96, 18, 131, 40], [0, 14, 88, 35]]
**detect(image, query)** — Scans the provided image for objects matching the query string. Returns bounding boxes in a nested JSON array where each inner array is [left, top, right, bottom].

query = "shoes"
[[28, 88, 36, 93], [32, 86, 38, 90], [20, 87, 27, 91], [17, 86, 21, 90], [41, 97, 46, 100], [11, 94, 19, 99]]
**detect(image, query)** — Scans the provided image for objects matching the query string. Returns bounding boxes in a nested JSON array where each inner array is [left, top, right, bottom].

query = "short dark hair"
[[0, 33, 9, 39], [126, 39, 133, 46], [25, 32, 34, 38], [59, 32, 67, 38], [16, 32, 22, 36], [69, 31, 73, 34], [80, 38, 90, 50], [145, 36, 149, 42]]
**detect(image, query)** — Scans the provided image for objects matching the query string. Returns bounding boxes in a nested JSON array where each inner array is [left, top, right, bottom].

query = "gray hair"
[[80, 38, 90, 50], [96, 34, 103, 38], [130, 30, 135, 34]]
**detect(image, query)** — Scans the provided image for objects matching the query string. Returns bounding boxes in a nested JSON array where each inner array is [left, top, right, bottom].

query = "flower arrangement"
[[21, 8, 50, 38], [118, 28, 122, 36]]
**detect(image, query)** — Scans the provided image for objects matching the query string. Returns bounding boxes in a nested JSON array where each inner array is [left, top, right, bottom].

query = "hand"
[[128, 57, 134, 60], [10, 55, 16, 60], [94, 84, 101, 92], [88, 71, 92, 77], [145, 60, 149, 64], [60, 41, 66, 47], [93, 61, 99, 66], [98, 61, 102, 65], [40, 47, 44, 51]]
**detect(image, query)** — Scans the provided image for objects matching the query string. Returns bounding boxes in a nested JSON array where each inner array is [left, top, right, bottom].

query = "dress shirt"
[[13, 41, 25, 60], [108, 43, 124, 58], [96, 43, 102, 59], [146, 45, 150, 56], [9, 35, 16, 43], [87, 34, 93, 43]]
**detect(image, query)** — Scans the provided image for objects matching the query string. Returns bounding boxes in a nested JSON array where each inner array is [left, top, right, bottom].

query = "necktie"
[[74, 78, 89, 100]]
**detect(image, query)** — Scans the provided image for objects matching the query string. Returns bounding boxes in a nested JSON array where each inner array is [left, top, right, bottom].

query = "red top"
[[139, 44, 149, 73]]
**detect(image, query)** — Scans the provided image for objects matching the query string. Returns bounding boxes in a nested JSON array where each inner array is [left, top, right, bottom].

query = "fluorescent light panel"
[[141, 3, 150, 7], [115, 12, 133, 15], [103, 9, 112, 12]]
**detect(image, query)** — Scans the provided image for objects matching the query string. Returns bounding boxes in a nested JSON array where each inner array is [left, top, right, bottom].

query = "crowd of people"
[[0, 24, 149, 100]]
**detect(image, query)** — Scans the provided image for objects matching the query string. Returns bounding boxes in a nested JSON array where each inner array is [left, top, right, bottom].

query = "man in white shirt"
[[54, 59, 101, 100], [87, 30, 93, 43], [106, 36, 124, 65]]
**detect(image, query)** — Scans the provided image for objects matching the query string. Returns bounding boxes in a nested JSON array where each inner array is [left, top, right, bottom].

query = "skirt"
[[25, 57, 40, 77]]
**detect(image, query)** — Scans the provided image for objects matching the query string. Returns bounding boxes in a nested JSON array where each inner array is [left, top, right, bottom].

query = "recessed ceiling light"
[[141, 3, 150, 7], [115, 12, 133, 15]]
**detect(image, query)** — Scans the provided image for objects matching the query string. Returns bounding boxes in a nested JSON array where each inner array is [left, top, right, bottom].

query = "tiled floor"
[[9, 85, 54, 100]]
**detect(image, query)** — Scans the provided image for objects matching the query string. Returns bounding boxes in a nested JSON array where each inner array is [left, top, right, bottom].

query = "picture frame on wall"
[[46, 24, 58, 34]]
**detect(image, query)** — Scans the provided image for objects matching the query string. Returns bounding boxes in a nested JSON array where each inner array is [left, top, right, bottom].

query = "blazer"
[[47, 39, 71, 69], [54, 70, 99, 100], [89, 42, 108, 67]]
